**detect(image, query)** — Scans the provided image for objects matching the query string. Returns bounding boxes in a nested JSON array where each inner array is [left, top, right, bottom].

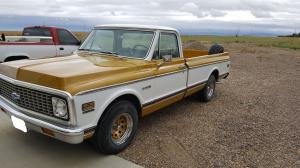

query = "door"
[[56, 29, 80, 56], [142, 32, 187, 116]]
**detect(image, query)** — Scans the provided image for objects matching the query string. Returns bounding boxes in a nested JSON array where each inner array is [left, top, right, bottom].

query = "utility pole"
[[235, 27, 240, 42]]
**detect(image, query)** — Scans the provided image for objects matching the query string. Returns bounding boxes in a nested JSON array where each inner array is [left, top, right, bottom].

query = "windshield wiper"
[[78, 49, 121, 57], [78, 48, 89, 51]]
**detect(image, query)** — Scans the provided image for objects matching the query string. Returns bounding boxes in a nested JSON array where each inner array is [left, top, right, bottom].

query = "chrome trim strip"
[[187, 81, 207, 89], [143, 88, 186, 107], [76, 69, 187, 95], [142, 80, 207, 107], [188, 59, 230, 69]]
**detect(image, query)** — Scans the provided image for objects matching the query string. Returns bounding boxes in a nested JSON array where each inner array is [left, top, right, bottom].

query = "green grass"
[[182, 35, 300, 50], [73, 32, 89, 41]]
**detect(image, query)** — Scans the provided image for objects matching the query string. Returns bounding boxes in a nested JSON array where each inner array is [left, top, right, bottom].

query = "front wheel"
[[198, 75, 216, 102], [92, 100, 138, 154]]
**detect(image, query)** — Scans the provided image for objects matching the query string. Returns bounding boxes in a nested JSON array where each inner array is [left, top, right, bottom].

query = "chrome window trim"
[[147, 30, 183, 61], [0, 74, 76, 126]]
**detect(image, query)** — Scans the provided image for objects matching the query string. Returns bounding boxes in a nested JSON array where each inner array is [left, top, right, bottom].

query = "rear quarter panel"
[[185, 52, 230, 87]]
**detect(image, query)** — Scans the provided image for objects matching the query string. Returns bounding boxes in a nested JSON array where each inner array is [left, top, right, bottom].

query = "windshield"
[[79, 29, 154, 59]]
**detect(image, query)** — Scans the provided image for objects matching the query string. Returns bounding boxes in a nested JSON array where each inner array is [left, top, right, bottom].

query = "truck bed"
[[183, 49, 209, 58], [183, 49, 229, 65]]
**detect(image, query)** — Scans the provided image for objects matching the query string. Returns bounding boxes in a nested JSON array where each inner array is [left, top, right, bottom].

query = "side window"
[[57, 29, 79, 45], [159, 33, 179, 58]]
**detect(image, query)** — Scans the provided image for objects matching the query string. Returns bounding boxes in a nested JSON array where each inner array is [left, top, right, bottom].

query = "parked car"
[[0, 24, 230, 154], [0, 26, 81, 62]]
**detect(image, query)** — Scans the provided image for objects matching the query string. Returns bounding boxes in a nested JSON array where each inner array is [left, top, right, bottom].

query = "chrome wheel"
[[207, 78, 215, 98], [111, 113, 133, 145]]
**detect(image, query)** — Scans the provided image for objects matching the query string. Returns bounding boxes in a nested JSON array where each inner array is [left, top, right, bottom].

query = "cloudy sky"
[[0, 0, 299, 35]]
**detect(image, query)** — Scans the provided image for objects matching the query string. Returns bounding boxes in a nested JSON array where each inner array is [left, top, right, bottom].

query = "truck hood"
[[0, 52, 155, 95]]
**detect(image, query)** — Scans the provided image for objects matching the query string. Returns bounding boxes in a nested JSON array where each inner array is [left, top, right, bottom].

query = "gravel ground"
[[118, 43, 300, 168]]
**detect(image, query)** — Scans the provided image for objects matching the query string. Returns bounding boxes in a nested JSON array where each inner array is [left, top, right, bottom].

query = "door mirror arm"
[[162, 55, 172, 62], [158, 55, 172, 67]]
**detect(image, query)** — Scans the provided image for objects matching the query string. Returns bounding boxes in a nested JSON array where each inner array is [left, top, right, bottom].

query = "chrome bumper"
[[0, 98, 85, 144]]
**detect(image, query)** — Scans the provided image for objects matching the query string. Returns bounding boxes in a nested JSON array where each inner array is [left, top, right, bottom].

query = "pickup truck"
[[0, 26, 81, 62], [0, 24, 230, 154]]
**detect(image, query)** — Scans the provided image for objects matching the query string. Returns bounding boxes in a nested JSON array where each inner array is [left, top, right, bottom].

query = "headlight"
[[51, 97, 68, 119]]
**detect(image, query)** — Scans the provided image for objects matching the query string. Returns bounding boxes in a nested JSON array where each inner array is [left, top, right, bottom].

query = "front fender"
[[73, 87, 143, 129]]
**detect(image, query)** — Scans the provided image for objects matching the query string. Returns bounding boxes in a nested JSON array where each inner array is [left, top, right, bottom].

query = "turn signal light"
[[82, 101, 95, 113], [41, 127, 55, 137]]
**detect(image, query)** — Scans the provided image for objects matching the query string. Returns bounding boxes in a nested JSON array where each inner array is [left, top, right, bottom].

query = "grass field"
[[182, 35, 300, 50], [1, 31, 299, 50], [0, 31, 21, 36], [73, 32, 89, 41]]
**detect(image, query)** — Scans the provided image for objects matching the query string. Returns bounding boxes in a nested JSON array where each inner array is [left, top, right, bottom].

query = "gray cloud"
[[251, 10, 273, 18], [0, 0, 299, 34]]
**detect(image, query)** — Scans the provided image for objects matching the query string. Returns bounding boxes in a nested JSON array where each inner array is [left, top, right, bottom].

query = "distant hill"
[[279, 33, 300, 37]]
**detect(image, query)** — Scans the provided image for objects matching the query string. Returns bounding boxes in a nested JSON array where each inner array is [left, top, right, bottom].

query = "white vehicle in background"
[[0, 26, 81, 62]]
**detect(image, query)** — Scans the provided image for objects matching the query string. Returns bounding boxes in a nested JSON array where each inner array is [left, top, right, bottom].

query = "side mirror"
[[162, 55, 172, 62]]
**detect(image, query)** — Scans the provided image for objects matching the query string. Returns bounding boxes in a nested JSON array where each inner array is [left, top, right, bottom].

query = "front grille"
[[0, 78, 55, 116]]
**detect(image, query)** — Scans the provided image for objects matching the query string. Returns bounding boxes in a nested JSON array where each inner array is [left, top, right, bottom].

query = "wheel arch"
[[4, 55, 30, 62], [209, 68, 219, 81], [97, 90, 143, 125]]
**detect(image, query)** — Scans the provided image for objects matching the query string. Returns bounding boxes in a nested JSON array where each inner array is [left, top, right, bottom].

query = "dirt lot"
[[118, 43, 300, 167]]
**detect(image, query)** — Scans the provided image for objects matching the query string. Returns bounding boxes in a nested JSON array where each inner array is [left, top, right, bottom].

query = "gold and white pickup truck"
[[0, 24, 230, 154]]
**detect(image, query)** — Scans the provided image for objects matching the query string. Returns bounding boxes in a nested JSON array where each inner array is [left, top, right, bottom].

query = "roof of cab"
[[94, 24, 179, 32], [24, 26, 62, 29]]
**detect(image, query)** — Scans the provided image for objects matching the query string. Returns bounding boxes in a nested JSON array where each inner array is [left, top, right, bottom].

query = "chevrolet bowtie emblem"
[[11, 92, 21, 100]]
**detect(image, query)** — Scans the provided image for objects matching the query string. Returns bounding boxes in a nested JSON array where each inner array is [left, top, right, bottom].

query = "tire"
[[92, 100, 138, 154], [208, 44, 224, 55], [198, 75, 216, 102]]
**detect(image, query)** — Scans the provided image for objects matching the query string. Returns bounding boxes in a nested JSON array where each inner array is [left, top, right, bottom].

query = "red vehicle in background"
[[0, 26, 81, 62]]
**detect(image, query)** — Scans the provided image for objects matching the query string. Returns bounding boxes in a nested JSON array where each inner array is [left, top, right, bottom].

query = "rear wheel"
[[198, 75, 216, 102], [92, 100, 138, 154]]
